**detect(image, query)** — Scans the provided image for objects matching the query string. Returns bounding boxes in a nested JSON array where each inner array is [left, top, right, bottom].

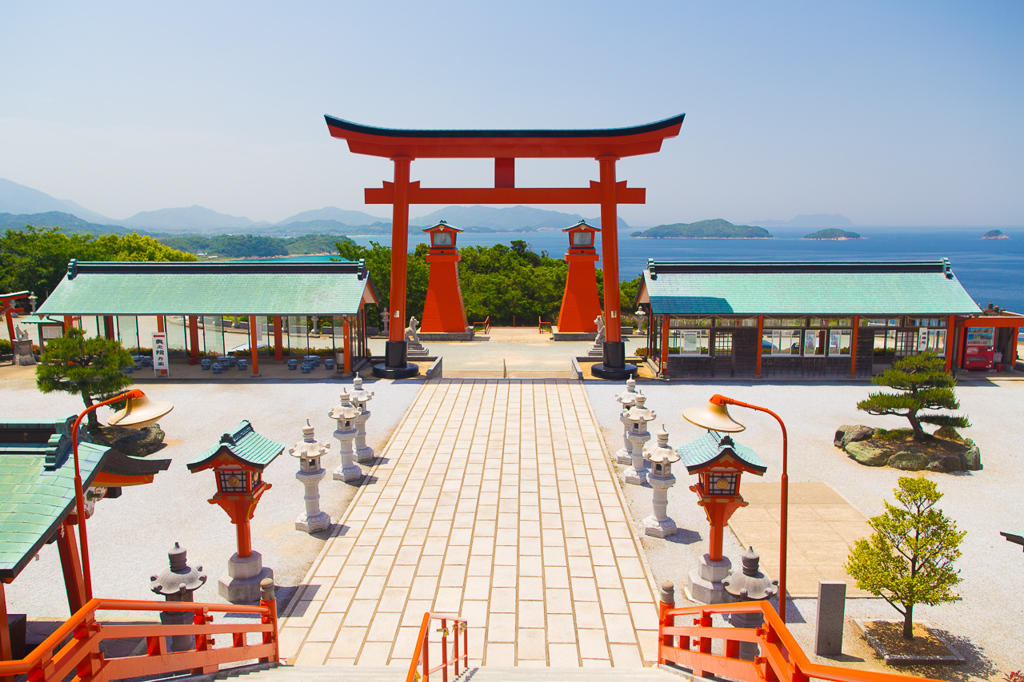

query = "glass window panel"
[[668, 329, 709, 356], [829, 329, 852, 356], [165, 315, 187, 355], [571, 231, 592, 246], [715, 317, 758, 327], [762, 329, 801, 355], [713, 333, 733, 355], [117, 316, 140, 352], [804, 330, 826, 356], [670, 317, 712, 328], [765, 317, 805, 327], [810, 317, 851, 327]]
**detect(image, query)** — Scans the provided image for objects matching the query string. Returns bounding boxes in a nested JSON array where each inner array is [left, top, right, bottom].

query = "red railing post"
[[439, 619, 449, 682], [259, 578, 279, 663]]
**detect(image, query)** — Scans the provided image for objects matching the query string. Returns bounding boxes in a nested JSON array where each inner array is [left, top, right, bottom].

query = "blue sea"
[[269, 227, 1024, 315]]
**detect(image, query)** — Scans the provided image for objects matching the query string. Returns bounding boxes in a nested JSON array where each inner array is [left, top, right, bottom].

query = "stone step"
[[177, 663, 697, 682]]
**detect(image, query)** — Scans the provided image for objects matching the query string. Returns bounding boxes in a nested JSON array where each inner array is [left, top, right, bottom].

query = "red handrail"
[[0, 587, 278, 682], [659, 600, 944, 682], [405, 612, 468, 682]]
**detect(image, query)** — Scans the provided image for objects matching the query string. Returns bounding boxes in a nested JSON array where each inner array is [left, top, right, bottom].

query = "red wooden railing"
[[406, 612, 468, 682], [659, 600, 944, 682], [0, 585, 278, 682]]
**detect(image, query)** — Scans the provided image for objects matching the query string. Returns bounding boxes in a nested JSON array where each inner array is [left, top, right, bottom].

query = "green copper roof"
[[188, 420, 283, 472], [0, 417, 109, 580], [642, 260, 981, 316], [677, 432, 767, 475], [37, 260, 377, 316]]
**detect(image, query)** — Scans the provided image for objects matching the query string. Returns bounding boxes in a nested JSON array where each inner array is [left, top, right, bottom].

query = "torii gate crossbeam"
[[325, 114, 685, 379]]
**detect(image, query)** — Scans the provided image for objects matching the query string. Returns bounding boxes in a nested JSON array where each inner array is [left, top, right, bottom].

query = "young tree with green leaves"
[[36, 328, 134, 429], [857, 352, 970, 441], [845, 477, 965, 640]]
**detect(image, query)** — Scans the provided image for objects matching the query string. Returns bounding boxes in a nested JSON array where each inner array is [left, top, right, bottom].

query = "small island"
[[982, 229, 1009, 240], [803, 228, 862, 240], [630, 218, 772, 239]]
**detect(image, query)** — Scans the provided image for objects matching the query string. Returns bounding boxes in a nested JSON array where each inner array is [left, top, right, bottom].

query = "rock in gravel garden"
[[962, 440, 983, 471], [887, 451, 930, 471], [835, 424, 875, 448], [845, 440, 890, 466], [927, 456, 965, 473]]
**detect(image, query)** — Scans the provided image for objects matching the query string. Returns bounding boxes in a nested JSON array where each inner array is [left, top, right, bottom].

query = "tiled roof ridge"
[[65, 259, 367, 279], [647, 259, 952, 276]]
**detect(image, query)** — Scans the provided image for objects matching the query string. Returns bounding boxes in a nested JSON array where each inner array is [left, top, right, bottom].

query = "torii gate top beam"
[[324, 114, 685, 159]]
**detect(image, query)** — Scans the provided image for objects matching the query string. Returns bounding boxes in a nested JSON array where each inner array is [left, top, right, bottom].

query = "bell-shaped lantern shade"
[[108, 393, 174, 429], [682, 398, 745, 433]]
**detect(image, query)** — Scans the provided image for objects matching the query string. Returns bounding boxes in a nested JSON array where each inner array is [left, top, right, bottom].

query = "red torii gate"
[[325, 114, 685, 378]]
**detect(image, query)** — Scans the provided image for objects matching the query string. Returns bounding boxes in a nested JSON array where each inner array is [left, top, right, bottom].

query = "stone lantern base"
[[219, 551, 273, 604], [296, 510, 331, 534], [643, 514, 677, 538], [688, 553, 732, 604]]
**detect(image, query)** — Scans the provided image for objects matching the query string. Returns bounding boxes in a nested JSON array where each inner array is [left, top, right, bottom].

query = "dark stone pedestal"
[[591, 341, 637, 380], [373, 341, 420, 378]]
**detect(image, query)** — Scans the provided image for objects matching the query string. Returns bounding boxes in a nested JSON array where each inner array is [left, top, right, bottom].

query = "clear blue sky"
[[1, 1, 1021, 227]]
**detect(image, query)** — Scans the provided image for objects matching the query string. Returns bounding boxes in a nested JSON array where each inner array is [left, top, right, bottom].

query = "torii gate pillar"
[[325, 114, 684, 380]]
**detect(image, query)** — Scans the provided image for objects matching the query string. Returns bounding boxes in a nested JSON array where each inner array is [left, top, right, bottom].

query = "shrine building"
[[636, 259, 1021, 379]]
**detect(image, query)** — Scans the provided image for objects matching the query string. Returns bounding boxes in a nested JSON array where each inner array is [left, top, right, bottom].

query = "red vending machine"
[[964, 327, 995, 370]]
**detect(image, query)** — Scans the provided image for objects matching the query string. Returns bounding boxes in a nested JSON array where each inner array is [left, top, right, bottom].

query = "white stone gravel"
[[585, 377, 1024, 678]]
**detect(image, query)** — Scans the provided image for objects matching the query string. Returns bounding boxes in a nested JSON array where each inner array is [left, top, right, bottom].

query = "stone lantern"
[[614, 378, 639, 465], [186, 421, 283, 603], [349, 376, 375, 463], [624, 393, 656, 485], [289, 421, 331, 533], [677, 432, 766, 604], [642, 425, 679, 537], [329, 390, 362, 482], [150, 542, 207, 651], [723, 547, 778, 660]]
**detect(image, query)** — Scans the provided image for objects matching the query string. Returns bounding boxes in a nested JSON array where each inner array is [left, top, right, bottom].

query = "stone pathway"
[[727, 481, 873, 598], [278, 379, 661, 669]]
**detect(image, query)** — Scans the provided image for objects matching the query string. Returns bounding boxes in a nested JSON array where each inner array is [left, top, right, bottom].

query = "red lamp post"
[[683, 394, 791, 623], [72, 389, 173, 599], [556, 220, 602, 334]]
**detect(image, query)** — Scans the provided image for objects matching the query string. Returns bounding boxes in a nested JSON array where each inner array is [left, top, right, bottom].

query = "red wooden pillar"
[[388, 158, 411, 345], [945, 314, 956, 372], [598, 156, 621, 345], [155, 316, 168, 376], [103, 316, 115, 340], [188, 316, 200, 364], [850, 316, 859, 376], [343, 316, 352, 374], [1009, 326, 1019, 368], [63, 315, 74, 332], [273, 316, 283, 361], [756, 315, 764, 376], [660, 317, 670, 374], [249, 316, 259, 376], [0, 581, 11, 666], [56, 518, 87, 614]]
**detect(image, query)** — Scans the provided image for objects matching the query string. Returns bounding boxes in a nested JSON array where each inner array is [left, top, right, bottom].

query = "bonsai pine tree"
[[36, 328, 134, 429], [845, 477, 965, 640], [857, 352, 970, 441]]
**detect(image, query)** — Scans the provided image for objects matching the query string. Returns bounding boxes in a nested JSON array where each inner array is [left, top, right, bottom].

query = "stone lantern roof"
[[349, 377, 374, 406], [645, 426, 680, 465], [329, 391, 361, 422], [625, 393, 656, 424], [289, 424, 330, 461]]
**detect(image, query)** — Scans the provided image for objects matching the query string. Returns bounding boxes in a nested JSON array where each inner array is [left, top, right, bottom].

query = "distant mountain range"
[[2, 176, 853, 238]]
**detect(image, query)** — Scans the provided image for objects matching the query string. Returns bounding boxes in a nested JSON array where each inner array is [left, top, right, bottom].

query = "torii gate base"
[[326, 115, 684, 380]]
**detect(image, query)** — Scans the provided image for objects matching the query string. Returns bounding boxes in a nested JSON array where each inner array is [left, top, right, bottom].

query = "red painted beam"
[[326, 114, 685, 159], [365, 181, 645, 205]]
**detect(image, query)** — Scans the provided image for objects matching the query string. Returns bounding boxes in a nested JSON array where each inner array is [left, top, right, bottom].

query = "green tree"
[[36, 328, 134, 429], [857, 352, 970, 441], [845, 477, 965, 640], [0, 225, 196, 300]]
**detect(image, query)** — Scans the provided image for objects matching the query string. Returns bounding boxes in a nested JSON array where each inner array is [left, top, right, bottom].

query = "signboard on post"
[[152, 332, 169, 376]]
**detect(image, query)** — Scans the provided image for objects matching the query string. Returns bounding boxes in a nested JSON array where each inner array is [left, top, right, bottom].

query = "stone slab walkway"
[[727, 481, 873, 598], [278, 379, 661, 669]]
